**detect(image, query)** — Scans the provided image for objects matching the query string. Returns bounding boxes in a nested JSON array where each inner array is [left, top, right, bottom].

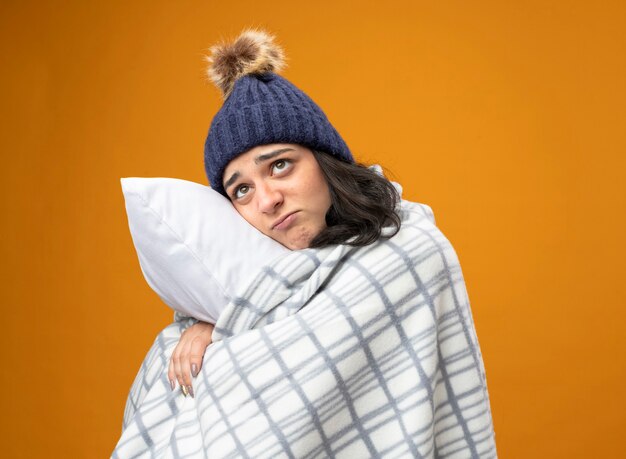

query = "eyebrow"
[[223, 172, 240, 193], [254, 147, 295, 165], [223, 147, 296, 192]]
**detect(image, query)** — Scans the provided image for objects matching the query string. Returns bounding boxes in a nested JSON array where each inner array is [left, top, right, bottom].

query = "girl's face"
[[222, 143, 332, 250]]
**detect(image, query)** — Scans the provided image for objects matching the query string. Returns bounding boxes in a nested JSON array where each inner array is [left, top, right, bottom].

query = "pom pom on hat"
[[205, 28, 287, 99]]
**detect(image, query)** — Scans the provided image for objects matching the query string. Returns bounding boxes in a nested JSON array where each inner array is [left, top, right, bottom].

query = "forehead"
[[223, 143, 304, 183]]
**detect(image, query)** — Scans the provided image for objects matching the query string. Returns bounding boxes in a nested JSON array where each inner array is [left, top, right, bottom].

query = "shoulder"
[[398, 200, 437, 227], [390, 200, 464, 270]]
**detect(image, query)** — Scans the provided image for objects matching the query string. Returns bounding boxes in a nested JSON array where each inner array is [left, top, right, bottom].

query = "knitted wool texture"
[[203, 69, 353, 197]]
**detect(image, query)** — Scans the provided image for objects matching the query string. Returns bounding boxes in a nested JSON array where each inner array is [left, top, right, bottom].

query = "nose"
[[256, 181, 283, 214]]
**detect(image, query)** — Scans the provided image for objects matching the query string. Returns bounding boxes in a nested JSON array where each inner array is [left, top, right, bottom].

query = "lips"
[[272, 211, 298, 230]]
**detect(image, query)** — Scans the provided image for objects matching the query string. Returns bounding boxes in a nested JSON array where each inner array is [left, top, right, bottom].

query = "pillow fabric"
[[120, 177, 290, 323]]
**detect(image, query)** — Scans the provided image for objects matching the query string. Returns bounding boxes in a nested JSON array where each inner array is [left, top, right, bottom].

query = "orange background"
[[1, 1, 625, 457]]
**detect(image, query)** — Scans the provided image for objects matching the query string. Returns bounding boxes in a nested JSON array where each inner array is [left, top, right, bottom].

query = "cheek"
[[298, 171, 330, 206], [311, 178, 332, 212]]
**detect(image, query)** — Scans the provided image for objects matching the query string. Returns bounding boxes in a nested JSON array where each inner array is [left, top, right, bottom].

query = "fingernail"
[[170, 379, 175, 391], [191, 364, 198, 377], [181, 385, 189, 397], [188, 385, 194, 398]]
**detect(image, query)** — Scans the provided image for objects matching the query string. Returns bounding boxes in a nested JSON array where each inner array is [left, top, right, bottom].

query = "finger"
[[168, 333, 184, 392], [174, 327, 193, 391], [179, 337, 194, 388], [178, 348, 194, 398], [172, 347, 186, 392], [167, 355, 176, 391], [179, 343, 191, 386], [189, 335, 211, 378]]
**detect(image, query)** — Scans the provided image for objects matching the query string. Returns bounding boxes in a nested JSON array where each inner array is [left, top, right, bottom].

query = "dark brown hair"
[[309, 149, 402, 248]]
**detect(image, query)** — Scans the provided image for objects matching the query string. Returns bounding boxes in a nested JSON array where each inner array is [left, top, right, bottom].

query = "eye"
[[233, 184, 250, 200], [272, 159, 292, 174]]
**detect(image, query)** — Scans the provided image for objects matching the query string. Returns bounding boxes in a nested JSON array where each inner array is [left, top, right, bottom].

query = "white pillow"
[[120, 177, 290, 323]]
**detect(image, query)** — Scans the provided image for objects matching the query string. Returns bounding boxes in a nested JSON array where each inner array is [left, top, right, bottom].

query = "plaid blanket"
[[112, 199, 496, 458]]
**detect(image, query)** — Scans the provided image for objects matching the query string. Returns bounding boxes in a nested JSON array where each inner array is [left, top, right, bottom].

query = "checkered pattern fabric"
[[112, 200, 497, 458]]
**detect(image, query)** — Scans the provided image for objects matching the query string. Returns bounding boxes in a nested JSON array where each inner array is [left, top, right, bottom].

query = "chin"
[[280, 238, 306, 250], [284, 229, 317, 250]]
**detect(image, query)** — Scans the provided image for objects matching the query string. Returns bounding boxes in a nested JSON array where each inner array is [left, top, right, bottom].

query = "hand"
[[168, 321, 214, 397]]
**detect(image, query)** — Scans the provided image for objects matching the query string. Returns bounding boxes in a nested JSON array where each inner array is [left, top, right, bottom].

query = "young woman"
[[114, 28, 496, 458], [167, 28, 404, 399]]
